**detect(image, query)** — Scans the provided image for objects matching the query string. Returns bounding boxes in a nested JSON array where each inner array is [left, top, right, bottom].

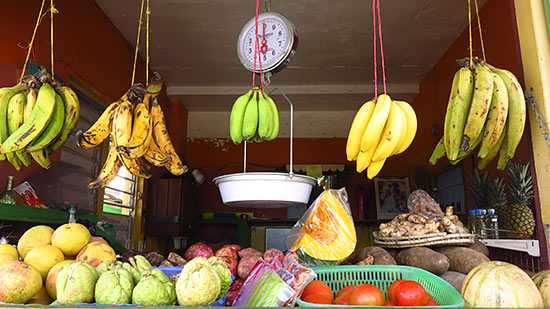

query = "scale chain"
[[525, 89, 550, 147]]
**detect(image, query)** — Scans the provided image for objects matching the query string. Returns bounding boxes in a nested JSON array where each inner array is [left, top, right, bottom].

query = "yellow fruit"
[[76, 241, 116, 268], [0, 244, 18, 258], [45, 260, 73, 299], [26, 285, 51, 305], [0, 261, 42, 304], [51, 223, 91, 256], [17, 225, 54, 259], [0, 253, 18, 267], [24, 245, 64, 281]]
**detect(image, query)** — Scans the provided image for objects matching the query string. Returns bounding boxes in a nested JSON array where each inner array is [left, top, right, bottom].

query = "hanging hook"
[[264, 0, 271, 12]]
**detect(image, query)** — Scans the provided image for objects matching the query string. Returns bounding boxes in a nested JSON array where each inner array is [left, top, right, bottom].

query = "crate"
[[156, 265, 184, 279], [296, 265, 464, 308]]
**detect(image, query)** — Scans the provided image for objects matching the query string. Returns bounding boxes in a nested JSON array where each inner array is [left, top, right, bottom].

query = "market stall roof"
[[96, 0, 487, 111]]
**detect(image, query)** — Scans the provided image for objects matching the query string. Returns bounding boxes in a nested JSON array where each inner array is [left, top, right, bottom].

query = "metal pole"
[[269, 87, 294, 176]]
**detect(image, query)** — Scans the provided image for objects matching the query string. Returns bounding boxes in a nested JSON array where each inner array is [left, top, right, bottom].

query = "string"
[[252, 0, 264, 91], [372, 0, 377, 99], [19, 0, 46, 83], [474, 0, 486, 62], [131, 0, 145, 86], [50, 0, 56, 79], [146, 0, 150, 83], [377, 0, 386, 94], [467, 0, 473, 69]]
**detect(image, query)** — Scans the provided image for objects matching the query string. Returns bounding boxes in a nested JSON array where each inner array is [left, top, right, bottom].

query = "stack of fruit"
[[301, 279, 439, 306], [430, 58, 526, 170], [0, 67, 80, 170], [0, 223, 117, 304], [229, 86, 279, 144], [76, 74, 187, 189], [346, 94, 417, 179]]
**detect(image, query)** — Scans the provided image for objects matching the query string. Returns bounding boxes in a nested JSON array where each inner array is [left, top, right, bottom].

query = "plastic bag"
[[231, 253, 315, 307], [286, 188, 357, 266], [407, 189, 444, 222]]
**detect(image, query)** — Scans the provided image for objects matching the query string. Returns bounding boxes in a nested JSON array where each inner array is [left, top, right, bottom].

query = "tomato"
[[426, 298, 439, 306], [385, 300, 397, 306], [335, 285, 355, 298], [427, 293, 434, 301], [387, 279, 408, 301], [303, 294, 333, 304], [333, 292, 351, 305], [301, 280, 333, 303], [349, 283, 386, 306], [394, 281, 429, 306]]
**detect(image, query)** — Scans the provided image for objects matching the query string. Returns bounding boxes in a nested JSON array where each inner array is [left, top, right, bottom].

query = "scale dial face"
[[237, 12, 296, 73]]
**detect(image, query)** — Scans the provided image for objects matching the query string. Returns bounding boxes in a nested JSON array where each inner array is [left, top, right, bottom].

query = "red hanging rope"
[[377, 0, 387, 94], [252, 0, 264, 91], [372, 0, 377, 99]]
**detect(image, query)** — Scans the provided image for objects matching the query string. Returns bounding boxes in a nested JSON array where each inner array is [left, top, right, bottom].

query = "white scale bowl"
[[213, 172, 317, 208]]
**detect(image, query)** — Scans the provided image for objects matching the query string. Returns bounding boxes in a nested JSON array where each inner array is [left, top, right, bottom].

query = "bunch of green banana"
[[229, 86, 279, 144], [78, 73, 188, 190], [430, 58, 526, 170], [346, 94, 418, 179], [0, 67, 80, 170]]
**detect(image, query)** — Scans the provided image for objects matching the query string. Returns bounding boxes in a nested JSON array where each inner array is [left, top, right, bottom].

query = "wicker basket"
[[373, 232, 475, 248]]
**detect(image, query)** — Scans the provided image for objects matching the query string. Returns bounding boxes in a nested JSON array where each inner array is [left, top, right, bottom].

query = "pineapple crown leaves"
[[470, 169, 489, 208], [486, 177, 507, 207], [507, 161, 534, 205]]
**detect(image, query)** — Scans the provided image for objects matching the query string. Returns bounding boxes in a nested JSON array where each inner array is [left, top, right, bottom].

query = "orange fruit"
[[301, 280, 334, 303]]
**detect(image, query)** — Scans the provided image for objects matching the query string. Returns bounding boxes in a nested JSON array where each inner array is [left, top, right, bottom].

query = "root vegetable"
[[357, 247, 396, 265], [396, 247, 449, 275]]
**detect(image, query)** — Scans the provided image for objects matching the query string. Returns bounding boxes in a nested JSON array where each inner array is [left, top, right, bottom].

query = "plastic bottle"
[[68, 204, 77, 223], [0, 176, 25, 205], [478, 209, 488, 238], [468, 210, 477, 235], [486, 208, 499, 239]]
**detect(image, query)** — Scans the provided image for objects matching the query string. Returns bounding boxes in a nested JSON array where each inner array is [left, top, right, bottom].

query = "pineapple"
[[504, 162, 535, 239], [486, 177, 509, 234], [470, 169, 489, 208]]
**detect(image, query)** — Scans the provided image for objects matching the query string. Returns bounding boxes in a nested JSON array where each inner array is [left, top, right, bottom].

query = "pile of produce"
[[300, 279, 438, 306], [430, 58, 526, 170], [0, 223, 116, 304], [471, 162, 535, 238], [229, 86, 279, 144], [77, 74, 187, 189], [346, 94, 417, 179], [0, 67, 79, 170]]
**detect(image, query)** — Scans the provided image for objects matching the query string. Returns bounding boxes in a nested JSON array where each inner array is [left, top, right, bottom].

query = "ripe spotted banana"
[[143, 137, 172, 166], [88, 142, 122, 189], [443, 67, 474, 160], [49, 86, 80, 153], [257, 92, 273, 140], [492, 68, 526, 160], [367, 159, 386, 179], [242, 90, 259, 141], [30, 148, 51, 169], [77, 101, 122, 149], [151, 97, 187, 175], [24, 88, 38, 121], [497, 130, 509, 170], [346, 100, 375, 161], [450, 123, 485, 165], [0, 82, 56, 154], [0, 84, 27, 160], [112, 100, 133, 148], [393, 101, 417, 155], [263, 94, 279, 141], [360, 94, 391, 152], [372, 101, 405, 162], [118, 154, 152, 179], [429, 138, 446, 165], [461, 64, 494, 152], [478, 123, 507, 170], [478, 73, 509, 159], [117, 95, 152, 158], [229, 89, 254, 144], [26, 93, 65, 152]]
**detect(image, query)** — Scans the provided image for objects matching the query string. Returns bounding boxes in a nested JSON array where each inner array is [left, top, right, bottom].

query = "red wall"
[[185, 0, 531, 219], [0, 0, 147, 189]]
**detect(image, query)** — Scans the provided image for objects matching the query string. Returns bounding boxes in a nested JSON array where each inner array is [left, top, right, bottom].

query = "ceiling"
[[95, 0, 486, 111]]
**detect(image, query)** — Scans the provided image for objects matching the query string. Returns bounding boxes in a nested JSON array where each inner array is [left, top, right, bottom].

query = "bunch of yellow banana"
[[229, 86, 279, 144], [346, 94, 417, 179], [77, 74, 187, 190], [429, 58, 526, 170], [0, 67, 80, 170]]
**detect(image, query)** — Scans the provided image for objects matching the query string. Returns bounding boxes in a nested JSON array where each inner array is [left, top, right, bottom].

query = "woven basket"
[[373, 232, 475, 248]]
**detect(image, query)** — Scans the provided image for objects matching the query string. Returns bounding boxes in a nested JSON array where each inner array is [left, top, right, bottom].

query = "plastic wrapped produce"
[[407, 189, 444, 222]]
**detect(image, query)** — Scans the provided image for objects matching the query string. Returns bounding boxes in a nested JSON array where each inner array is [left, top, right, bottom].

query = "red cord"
[[372, 0, 377, 99], [377, 0, 387, 94], [252, 0, 264, 92]]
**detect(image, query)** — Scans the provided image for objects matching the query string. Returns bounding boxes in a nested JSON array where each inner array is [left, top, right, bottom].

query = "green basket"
[[296, 265, 464, 308]]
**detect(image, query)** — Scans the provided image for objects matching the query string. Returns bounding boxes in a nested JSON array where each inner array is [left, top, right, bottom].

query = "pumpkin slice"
[[291, 189, 357, 265]]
